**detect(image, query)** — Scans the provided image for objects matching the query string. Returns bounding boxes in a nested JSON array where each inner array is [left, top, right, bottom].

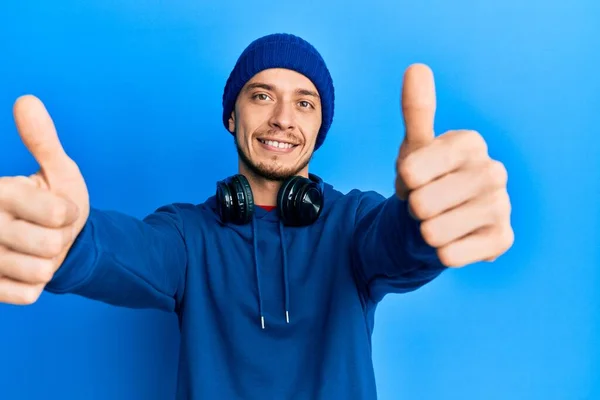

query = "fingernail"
[[407, 201, 418, 220]]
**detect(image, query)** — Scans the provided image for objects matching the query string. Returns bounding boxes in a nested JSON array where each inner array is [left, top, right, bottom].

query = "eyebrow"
[[244, 82, 320, 99], [297, 88, 320, 99]]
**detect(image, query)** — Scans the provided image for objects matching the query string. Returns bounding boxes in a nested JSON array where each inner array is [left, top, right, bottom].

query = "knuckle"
[[20, 286, 43, 305], [419, 220, 440, 247], [38, 232, 65, 257], [436, 246, 459, 267], [398, 157, 420, 189], [0, 179, 16, 201], [408, 192, 429, 220], [34, 259, 57, 283], [11, 176, 32, 185], [23, 286, 42, 304], [465, 129, 481, 139], [487, 160, 508, 187], [467, 130, 487, 152], [0, 176, 16, 185], [47, 203, 69, 226], [500, 224, 515, 250], [0, 176, 30, 196], [490, 190, 511, 220], [0, 177, 35, 215]]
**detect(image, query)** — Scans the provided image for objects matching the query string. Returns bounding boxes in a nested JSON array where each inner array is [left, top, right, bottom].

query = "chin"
[[234, 134, 313, 181], [247, 159, 308, 182], [242, 148, 311, 182]]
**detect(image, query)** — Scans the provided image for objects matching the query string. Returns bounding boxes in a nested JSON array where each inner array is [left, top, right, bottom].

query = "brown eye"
[[254, 93, 270, 101]]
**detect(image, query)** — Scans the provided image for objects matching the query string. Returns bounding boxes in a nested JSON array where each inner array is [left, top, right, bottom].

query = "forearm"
[[45, 205, 187, 312], [352, 193, 447, 301]]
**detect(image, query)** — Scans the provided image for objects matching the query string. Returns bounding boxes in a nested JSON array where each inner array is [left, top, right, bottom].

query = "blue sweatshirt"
[[46, 180, 447, 399]]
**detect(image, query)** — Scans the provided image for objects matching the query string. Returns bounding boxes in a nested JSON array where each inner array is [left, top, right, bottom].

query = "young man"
[[0, 33, 513, 399]]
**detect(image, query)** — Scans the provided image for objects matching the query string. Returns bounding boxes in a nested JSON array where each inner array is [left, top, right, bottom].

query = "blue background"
[[1, 1, 598, 399]]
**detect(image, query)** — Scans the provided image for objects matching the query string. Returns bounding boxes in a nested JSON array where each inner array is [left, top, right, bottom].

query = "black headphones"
[[216, 173, 325, 226]]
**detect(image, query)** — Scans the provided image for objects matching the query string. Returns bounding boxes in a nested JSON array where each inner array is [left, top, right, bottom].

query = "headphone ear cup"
[[296, 180, 324, 225], [216, 180, 235, 223], [231, 175, 254, 224], [278, 176, 323, 226], [277, 176, 298, 225], [216, 175, 254, 225]]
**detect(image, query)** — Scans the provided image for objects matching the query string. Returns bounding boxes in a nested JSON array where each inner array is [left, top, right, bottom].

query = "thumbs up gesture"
[[0, 95, 89, 304], [396, 64, 514, 267]]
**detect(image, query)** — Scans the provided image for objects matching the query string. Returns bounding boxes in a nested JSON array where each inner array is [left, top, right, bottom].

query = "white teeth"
[[261, 139, 294, 149]]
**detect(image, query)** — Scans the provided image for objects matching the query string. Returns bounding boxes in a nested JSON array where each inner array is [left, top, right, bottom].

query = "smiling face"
[[228, 68, 322, 181]]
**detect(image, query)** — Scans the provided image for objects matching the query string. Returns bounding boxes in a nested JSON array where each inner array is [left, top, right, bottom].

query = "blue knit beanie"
[[222, 33, 335, 151]]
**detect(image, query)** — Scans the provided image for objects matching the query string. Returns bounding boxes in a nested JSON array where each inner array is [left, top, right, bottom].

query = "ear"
[[228, 111, 236, 133]]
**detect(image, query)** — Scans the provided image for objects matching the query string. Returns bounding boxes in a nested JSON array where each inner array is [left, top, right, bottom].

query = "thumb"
[[401, 63, 437, 149], [13, 95, 71, 176]]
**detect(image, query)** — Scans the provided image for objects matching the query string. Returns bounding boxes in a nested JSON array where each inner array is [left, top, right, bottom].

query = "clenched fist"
[[396, 64, 514, 268], [0, 95, 89, 305]]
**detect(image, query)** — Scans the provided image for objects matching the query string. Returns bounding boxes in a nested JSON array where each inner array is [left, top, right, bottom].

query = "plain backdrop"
[[1, 1, 598, 399]]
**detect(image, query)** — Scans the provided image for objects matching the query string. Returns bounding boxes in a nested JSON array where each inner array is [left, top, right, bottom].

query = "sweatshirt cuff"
[[45, 211, 100, 294], [390, 195, 446, 269]]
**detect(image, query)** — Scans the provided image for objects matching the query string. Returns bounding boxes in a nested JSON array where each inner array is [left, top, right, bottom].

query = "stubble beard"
[[234, 135, 313, 182]]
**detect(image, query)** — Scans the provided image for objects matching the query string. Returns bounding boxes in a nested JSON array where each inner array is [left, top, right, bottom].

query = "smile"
[[257, 138, 298, 152]]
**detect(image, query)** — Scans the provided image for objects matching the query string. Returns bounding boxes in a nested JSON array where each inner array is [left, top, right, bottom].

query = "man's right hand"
[[0, 95, 90, 305]]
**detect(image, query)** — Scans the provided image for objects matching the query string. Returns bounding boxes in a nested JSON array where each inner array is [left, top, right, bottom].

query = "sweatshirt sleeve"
[[351, 191, 448, 303], [44, 204, 188, 313]]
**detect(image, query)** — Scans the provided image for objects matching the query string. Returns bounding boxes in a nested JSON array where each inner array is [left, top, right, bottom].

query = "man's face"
[[228, 68, 322, 181]]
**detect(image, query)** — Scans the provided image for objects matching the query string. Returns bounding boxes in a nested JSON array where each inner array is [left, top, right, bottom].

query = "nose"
[[268, 101, 295, 131]]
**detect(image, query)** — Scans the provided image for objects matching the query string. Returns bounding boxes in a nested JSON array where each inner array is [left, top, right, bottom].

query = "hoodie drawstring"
[[251, 219, 265, 329], [280, 221, 290, 324], [251, 218, 291, 329]]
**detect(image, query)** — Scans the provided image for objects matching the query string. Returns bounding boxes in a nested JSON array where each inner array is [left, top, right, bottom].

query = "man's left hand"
[[395, 64, 514, 268]]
